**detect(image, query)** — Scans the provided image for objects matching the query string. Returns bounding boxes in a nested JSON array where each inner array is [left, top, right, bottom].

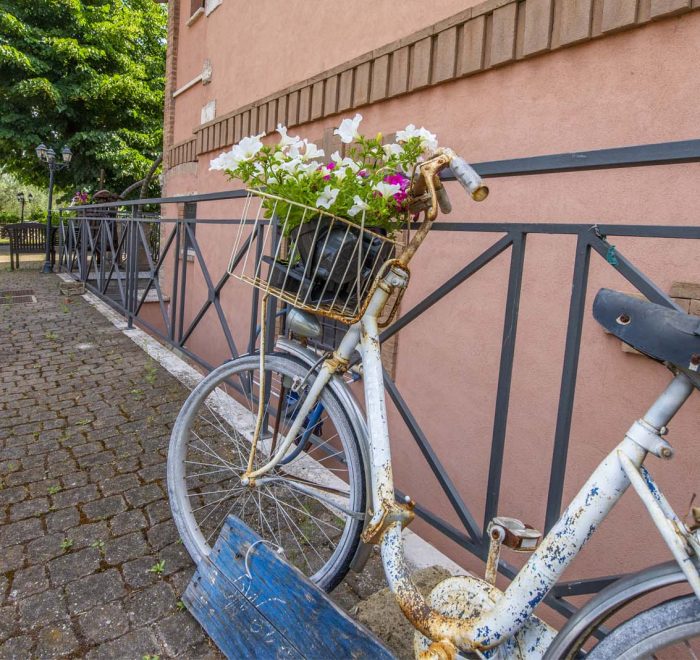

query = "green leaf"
[[0, 0, 166, 196]]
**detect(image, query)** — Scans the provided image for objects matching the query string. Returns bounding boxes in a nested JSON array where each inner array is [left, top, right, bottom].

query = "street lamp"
[[16, 192, 25, 222], [36, 143, 73, 273], [15, 192, 33, 222]]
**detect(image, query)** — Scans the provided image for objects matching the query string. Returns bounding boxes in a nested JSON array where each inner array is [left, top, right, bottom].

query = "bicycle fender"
[[544, 559, 700, 659], [275, 337, 374, 570]]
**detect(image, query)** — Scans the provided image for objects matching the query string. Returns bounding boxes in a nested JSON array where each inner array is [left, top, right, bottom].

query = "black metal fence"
[[58, 139, 700, 622]]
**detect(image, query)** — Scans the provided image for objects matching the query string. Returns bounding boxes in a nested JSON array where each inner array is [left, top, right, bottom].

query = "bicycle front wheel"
[[587, 594, 700, 659], [167, 352, 366, 592]]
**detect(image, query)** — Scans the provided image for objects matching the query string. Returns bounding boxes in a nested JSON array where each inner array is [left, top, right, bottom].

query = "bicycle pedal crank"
[[485, 517, 542, 586], [413, 576, 556, 659]]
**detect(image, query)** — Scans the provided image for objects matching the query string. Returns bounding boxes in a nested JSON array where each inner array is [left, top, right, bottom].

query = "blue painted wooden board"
[[184, 515, 395, 659]]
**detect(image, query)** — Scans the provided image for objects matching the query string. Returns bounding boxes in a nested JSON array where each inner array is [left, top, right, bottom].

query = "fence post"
[[57, 210, 64, 273], [99, 215, 107, 293], [79, 213, 88, 282], [169, 214, 181, 342], [126, 207, 138, 329], [177, 219, 189, 346]]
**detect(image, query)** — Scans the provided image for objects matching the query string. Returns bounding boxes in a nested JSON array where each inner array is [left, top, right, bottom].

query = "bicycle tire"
[[167, 351, 366, 592], [587, 594, 700, 659]]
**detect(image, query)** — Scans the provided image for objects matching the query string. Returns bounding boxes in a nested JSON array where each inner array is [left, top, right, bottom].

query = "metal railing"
[[57, 138, 700, 623]]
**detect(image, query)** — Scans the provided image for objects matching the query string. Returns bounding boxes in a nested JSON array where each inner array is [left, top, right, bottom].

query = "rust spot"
[[419, 639, 458, 660]]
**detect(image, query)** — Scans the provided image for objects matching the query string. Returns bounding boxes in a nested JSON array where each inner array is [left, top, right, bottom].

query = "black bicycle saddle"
[[593, 288, 700, 386]]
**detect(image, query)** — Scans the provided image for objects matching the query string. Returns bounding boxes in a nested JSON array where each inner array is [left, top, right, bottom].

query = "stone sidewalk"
[[0, 266, 426, 659], [0, 266, 223, 658]]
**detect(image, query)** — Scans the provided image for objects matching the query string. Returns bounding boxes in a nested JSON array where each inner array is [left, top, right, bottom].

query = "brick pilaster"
[[162, 0, 182, 172]]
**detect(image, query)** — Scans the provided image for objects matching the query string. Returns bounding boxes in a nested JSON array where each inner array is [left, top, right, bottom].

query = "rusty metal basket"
[[228, 190, 404, 324]]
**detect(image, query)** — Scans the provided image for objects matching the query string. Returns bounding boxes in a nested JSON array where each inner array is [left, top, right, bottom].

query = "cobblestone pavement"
[[0, 266, 391, 659]]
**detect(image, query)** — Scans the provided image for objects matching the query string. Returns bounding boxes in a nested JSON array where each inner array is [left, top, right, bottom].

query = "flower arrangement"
[[210, 114, 438, 236], [71, 191, 89, 206]]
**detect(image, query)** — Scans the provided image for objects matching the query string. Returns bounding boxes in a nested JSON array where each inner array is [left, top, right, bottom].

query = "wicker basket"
[[228, 190, 403, 324]]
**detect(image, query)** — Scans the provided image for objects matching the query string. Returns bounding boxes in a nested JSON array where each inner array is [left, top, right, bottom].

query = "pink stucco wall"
[[173, 0, 480, 143], [162, 3, 700, 614]]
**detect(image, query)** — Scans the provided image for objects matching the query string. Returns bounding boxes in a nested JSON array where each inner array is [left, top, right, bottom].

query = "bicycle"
[[167, 149, 700, 658]]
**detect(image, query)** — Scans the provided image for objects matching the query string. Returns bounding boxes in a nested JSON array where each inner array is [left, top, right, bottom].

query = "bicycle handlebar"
[[398, 150, 488, 267], [449, 155, 489, 202]]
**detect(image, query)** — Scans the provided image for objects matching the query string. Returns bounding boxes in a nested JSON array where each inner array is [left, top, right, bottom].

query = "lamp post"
[[36, 143, 72, 273], [16, 192, 25, 222], [15, 192, 33, 222]]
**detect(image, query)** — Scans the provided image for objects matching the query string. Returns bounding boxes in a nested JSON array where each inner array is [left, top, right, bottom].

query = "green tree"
[[0, 171, 48, 219], [0, 0, 166, 198]]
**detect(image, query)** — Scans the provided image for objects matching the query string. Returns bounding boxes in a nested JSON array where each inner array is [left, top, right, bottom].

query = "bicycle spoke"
[[191, 432, 239, 469], [185, 459, 235, 470], [191, 487, 244, 514], [271, 494, 319, 572], [258, 488, 314, 573], [274, 498, 326, 562], [185, 467, 232, 479], [280, 482, 343, 539], [259, 485, 342, 532]]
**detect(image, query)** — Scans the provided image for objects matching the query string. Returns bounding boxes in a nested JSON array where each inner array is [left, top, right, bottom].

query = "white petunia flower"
[[372, 181, 401, 198], [316, 185, 339, 210], [331, 151, 360, 172], [288, 140, 303, 158], [347, 195, 369, 217], [329, 151, 360, 180], [276, 124, 301, 148], [235, 133, 266, 159], [278, 158, 303, 174], [298, 161, 319, 176], [383, 143, 404, 157], [210, 133, 265, 171], [395, 124, 438, 151], [302, 140, 325, 161], [333, 113, 363, 144], [209, 151, 238, 171]]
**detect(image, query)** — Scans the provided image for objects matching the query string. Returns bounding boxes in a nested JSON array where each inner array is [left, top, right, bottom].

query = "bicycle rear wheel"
[[167, 352, 366, 592], [587, 594, 700, 659]]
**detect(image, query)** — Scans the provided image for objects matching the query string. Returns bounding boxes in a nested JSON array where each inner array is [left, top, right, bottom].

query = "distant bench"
[[2, 223, 57, 270]]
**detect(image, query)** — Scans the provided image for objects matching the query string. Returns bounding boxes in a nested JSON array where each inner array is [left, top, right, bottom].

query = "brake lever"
[[436, 185, 452, 214]]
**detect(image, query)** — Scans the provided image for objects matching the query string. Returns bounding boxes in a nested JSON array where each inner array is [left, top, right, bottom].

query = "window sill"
[[187, 7, 204, 26]]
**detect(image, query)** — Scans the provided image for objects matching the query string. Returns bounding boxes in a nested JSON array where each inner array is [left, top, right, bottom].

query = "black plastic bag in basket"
[[268, 217, 391, 311]]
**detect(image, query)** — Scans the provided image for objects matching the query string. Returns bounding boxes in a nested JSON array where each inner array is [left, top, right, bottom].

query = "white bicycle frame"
[[241, 152, 700, 654], [244, 265, 699, 654]]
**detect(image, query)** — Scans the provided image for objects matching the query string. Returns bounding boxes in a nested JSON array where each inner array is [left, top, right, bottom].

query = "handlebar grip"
[[450, 156, 489, 202]]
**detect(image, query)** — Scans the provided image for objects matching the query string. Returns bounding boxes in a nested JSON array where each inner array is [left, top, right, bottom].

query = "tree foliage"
[[0, 0, 166, 197], [0, 171, 48, 221]]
